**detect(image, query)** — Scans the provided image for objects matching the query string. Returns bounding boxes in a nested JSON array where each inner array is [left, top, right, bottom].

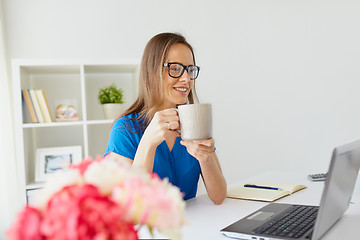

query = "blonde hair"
[[119, 32, 198, 125]]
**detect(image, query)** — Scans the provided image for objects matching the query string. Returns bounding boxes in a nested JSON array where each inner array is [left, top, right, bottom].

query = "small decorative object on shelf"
[[7, 155, 186, 240], [98, 83, 125, 119], [35, 146, 82, 182], [55, 99, 79, 122]]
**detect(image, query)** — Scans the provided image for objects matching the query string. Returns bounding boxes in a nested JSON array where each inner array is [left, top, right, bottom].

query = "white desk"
[[139, 172, 360, 239]]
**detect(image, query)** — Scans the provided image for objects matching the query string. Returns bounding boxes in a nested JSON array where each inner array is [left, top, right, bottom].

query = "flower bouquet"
[[7, 155, 186, 240]]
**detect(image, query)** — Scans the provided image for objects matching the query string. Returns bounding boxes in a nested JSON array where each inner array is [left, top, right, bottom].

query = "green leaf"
[[97, 83, 124, 104]]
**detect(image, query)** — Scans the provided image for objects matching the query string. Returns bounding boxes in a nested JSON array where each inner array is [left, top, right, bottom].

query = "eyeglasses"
[[163, 62, 200, 80]]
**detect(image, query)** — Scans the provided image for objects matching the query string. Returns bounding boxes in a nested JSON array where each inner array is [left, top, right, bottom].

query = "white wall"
[[3, 0, 360, 231], [0, 0, 19, 238]]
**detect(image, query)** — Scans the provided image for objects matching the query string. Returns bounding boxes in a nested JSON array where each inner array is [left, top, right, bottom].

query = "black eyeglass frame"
[[163, 62, 200, 80]]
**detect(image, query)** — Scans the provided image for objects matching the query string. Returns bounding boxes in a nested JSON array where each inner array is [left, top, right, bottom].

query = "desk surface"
[[139, 172, 360, 240]]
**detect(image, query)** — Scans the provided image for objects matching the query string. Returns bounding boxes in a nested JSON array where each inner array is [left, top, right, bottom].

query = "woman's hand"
[[142, 109, 180, 148], [180, 138, 215, 163], [133, 109, 180, 171], [180, 137, 227, 205]]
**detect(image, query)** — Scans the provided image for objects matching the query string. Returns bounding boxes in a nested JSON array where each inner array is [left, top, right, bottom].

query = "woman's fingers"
[[161, 108, 178, 116], [180, 138, 215, 153], [144, 109, 181, 145], [194, 138, 214, 147], [181, 138, 214, 147], [168, 120, 180, 130], [154, 109, 180, 131], [155, 109, 179, 124]]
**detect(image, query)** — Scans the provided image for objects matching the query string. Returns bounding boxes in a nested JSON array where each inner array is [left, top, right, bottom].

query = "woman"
[[105, 32, 226, 204]]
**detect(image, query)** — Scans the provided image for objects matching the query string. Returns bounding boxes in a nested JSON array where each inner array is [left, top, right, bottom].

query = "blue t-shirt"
[[105, 113, 201, 200]]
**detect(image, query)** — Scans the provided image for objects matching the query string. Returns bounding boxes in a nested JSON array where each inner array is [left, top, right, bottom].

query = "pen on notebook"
[[244, 184, 282, 191]]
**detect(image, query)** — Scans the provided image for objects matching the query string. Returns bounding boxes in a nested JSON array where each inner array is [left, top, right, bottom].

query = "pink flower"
[[70, 156, 103, 175], [150, 172, 161, 180], [7, 205, 44, 240], [41, 184, 138, 240], [8, 156, 185, 240], [70, 158, 93, 175], [112, 175, 185, 239]]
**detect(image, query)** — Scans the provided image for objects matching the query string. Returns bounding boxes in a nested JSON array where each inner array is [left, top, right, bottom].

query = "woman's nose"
[[179, 70, 191, 82]]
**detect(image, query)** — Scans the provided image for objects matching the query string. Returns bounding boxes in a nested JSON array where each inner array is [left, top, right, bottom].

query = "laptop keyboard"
[[254, 205, 318, 238]]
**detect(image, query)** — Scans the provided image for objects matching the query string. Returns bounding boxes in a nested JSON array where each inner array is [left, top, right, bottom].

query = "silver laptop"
[[221, 139, 360, 240]]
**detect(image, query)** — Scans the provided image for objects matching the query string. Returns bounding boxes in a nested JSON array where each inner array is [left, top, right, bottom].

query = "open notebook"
[[227, 182, 306, 202]]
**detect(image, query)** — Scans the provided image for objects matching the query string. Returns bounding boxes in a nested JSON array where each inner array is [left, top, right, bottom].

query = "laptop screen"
[[312, 140, 360, 239]]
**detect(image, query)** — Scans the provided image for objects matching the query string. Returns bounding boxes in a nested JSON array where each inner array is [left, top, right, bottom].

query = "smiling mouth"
[[174, 87, 187, 92]]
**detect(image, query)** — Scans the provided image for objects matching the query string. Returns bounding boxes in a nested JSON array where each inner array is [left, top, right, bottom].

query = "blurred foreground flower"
[[7, 156, 186, 240]]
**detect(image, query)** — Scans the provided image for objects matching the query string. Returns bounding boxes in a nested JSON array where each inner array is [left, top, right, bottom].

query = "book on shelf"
[[227, 182, 307, 202], [29, 89, 44, 123], [35, 89, 53, 123], [22, 89, 38, 123]]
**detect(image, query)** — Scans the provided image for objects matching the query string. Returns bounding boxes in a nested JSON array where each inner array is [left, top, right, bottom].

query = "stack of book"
[[22, 89, 53, 123]]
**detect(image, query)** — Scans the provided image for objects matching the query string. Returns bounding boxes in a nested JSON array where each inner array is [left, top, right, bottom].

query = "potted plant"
[[98, 83, 125, 119]]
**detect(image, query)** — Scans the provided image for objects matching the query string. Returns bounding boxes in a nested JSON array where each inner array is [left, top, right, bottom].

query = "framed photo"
[[35, 146, 82, 182]]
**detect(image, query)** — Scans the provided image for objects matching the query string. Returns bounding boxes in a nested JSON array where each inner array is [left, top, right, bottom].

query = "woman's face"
[[161, 43, 194, 109]]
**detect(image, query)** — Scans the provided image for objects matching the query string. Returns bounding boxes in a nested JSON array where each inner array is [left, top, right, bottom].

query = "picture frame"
[[35, 146, 82, 182]]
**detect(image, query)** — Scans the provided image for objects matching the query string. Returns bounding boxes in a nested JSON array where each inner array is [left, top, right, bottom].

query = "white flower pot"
[[102, 103, 123, 119]]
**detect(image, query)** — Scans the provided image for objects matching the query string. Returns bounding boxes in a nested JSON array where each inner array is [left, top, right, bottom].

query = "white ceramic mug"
[[177, 103, 212, 140]]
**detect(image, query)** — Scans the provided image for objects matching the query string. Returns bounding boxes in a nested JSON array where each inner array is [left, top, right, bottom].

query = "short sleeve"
[[104, 116, 141, 160]]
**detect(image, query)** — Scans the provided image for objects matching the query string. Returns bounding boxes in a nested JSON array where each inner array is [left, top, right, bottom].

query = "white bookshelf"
[[12, 59, 139, 204]]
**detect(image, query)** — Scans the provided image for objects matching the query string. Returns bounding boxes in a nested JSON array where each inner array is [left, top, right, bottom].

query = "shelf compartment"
[[84, 64, 139, 121], [23, 126, 84, 185], [20, 65, 82, 124]]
